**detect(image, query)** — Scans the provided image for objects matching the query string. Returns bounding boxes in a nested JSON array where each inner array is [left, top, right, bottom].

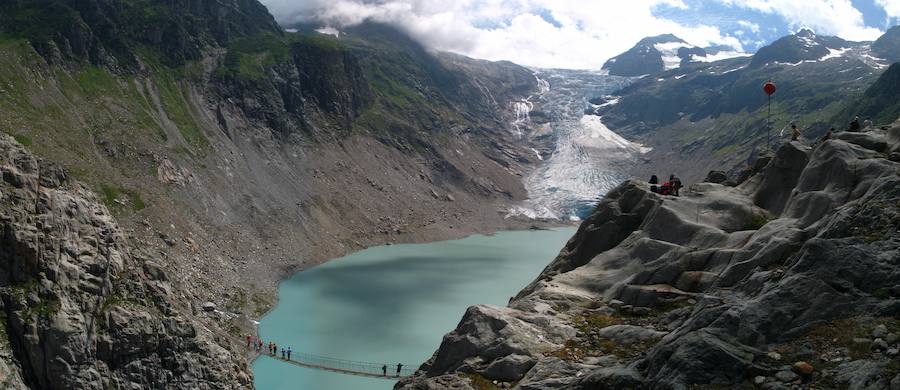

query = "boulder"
[[425, 305, 573, 376], [744, 141, 811, 215], [792, 361, 813, 376], [705, 170, 728, 184], [481, 354, 535, 382], [775, 370, 799, 383], [834, 131, 888, 152]]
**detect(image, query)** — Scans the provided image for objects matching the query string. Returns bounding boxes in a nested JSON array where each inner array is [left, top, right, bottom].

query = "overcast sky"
[[259, 0, 900, 69]]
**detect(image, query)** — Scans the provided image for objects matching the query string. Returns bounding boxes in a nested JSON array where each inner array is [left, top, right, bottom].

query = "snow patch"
[[654, 41, 691, 71], [695, 51, 751, 62], [315, 26, 341, 37], [819, 47, 850, 61]]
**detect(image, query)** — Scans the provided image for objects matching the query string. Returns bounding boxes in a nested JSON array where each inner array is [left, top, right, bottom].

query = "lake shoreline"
[[252, 227, 579, 390]]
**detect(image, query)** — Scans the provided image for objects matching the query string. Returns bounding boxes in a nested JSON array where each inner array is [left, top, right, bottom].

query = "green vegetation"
[[217, 33, 290, 81], [155, 72, 208, 149], [76, 66, 120, 97], [0, 2, 82, 43], [100, 293, 123, 313], [743, 213, 771, 231], [1, 128, 32, 147], [100, 184, 146, 212], [462, 373, 501, 390]]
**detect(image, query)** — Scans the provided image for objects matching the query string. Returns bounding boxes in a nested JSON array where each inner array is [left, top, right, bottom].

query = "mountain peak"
[[601, 34, 748, 76], [750, 29, 852, 67], [795, 28, 817, 38], [638, 34, 686, 45]]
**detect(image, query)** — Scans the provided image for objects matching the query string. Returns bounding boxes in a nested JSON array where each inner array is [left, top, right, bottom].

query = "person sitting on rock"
[[863, 117, 873, 129], [649, 175, 659, 193], [821, 128, 834, 143], [659, 181, 672, 196], [849, 116, 861, 132], [791, 124, 802, 141], [669, 174, 683, 196]]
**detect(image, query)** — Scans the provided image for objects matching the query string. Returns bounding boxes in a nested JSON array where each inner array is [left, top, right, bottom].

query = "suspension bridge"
[[257, 351, 419, 379]]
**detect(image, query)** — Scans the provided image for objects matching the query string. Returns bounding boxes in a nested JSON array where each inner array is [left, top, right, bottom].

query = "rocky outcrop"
[[0, 0, 281, 68], [399, 128, 900, 389], [0, 134, 249, 389]]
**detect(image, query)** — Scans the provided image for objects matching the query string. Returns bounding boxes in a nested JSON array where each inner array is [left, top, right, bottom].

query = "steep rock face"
[[0, 134, 248, 389], [399, 129, 900, 389], [836, 63, 900, 125], [0, 10, 543, 390], [0, 0, 280, 68], [872, 25, 900, 62]]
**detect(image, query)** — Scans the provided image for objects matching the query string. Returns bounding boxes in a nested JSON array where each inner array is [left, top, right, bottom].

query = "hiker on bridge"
[[286, 347, 292, 360], [396, 363, 403, 376], [281, 348, 285, 359], [382, 364, 387, 376]]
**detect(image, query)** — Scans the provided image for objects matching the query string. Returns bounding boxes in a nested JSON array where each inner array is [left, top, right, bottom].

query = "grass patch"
[[100, 184, 146, 212], [217, 33, 290, 81], [100, 293, 123, 313], [462, 373, 500, 390], [743, 213, 771, 231], [76, 66, 119, 97], [1, 128, 32, 147], [155, 72, 208, 149]]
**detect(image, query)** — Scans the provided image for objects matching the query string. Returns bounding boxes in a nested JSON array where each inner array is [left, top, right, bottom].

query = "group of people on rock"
[[247, 335, 292, 360], [790, 115, 879, 145], [648, 174, 682, 196]]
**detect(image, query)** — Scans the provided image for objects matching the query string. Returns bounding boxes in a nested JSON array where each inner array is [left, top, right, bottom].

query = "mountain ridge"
[[0, 4, 549, 389]]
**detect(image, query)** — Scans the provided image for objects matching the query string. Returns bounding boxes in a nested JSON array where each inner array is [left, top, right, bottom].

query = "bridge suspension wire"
[[260, 352, 419, 379]]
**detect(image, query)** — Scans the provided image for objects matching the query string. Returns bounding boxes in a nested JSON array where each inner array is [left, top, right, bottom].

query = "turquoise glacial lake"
[[253, 227, 576, 390]]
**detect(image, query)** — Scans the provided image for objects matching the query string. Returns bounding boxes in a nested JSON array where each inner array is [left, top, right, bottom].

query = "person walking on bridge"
[[396, 363, 403, 377], [281, 348, 285, 359], [287, 347, 292, 360], [382, 364, 387, 376]]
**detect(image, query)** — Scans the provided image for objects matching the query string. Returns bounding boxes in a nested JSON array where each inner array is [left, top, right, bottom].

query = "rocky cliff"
[[0, 134, 249, 389], [398, 122, 900, 389], [0, 2, 544, 389]]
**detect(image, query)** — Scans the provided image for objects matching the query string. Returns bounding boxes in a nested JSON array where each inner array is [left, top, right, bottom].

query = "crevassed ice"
[[506, 69, 644, 221]]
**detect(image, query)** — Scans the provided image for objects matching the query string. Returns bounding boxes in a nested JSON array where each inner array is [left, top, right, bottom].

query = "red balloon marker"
[[763, 81, 776, 96]]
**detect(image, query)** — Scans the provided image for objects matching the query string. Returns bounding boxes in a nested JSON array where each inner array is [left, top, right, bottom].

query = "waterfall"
[[512, 101, 532, 137]]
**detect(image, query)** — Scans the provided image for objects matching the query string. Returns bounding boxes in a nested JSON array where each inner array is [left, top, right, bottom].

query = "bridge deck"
[[259, 352, 417, 380]]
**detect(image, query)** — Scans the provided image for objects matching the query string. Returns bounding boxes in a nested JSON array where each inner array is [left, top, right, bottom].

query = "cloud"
[[260, 0, 743, 69], [717, 0, 883, 41], [876, 0, 900, 19], [738, 20, 761, 33]]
